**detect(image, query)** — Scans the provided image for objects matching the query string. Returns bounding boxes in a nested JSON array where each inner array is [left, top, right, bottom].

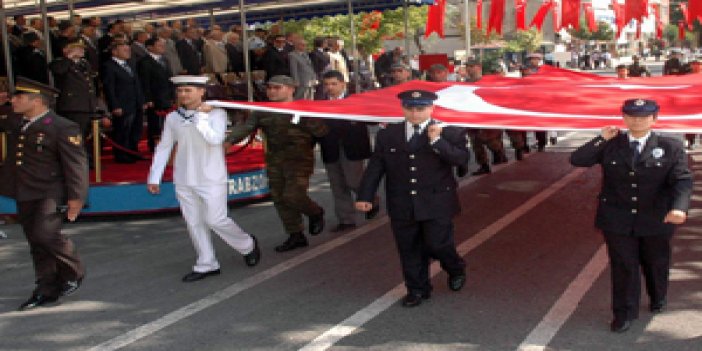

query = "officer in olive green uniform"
[[0, 77, 88, 311], [226, 75, 328, 252]]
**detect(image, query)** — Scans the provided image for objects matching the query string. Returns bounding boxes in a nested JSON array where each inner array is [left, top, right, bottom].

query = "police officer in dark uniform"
[[356, 90, 468, 307], [570, 99, 692, 332], [627, 55, 651, 77], [663, 49, 685, 76], [0, 77, 89, 311]]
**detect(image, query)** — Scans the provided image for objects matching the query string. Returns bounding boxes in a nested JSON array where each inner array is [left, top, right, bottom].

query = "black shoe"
[[650, 299, 667, 313], [523, 146, 531, 154], [448, 273, 466, 292], [18, 293, 58, 311], [472, 164, 491, 176], [610, 318, 632, 333], [456, 165, 469, 177], [274, 232, 309, 252], [331, 223, 357, 233], [515, 149, 524, 161], [182, 269, 221, 282], [549, 137, 558, 145], [492, 153, 508, 165], [401, 292, 431, 308], [366, 202, 381, 220], [308, 209, 325, 235], [60, 277, 83, 296], [243, 235, 261, 267]]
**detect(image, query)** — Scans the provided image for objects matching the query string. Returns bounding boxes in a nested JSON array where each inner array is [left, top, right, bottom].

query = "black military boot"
[[492, 151, 508, 165], [471, 164, 491, 176], [275, 232, 309, 252], [308, 209, 325, 235]]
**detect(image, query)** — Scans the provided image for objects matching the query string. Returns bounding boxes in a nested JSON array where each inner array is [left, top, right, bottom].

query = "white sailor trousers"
[[175, 184, 254, 272]]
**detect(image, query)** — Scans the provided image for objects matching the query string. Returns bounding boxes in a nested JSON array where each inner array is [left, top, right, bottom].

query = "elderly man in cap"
[[227, 75, 328, 252], [426, 64, 449, 82], [0, 77, 88, 310], [570, 99, 692, 332], [148, 75, 260, 282], [389, 63, 412, 86], [356, 89, 468, 307]]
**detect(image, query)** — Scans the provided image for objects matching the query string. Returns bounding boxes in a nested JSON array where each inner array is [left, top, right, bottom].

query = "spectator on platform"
[[288, 38, 316, 100], [224, 32, 244, 73], [203, 28, 228, 74], [16, 32, 50, 85], [129, 30, 149, 66], [138, 37, 175, 153], [261, 34, 290, 80], [52, 20, 76, 59], [327, 37, 349, 82], [177, 26, 203, 75], [157, 26, 184, 75]]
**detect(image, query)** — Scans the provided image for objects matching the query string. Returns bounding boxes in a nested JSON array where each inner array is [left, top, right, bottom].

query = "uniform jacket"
[[0, 110, 88, 202], [309, 48, 330, 80], [102, 59, 145, 113], [129, 42, 148, 67], [176, 38, 202, 75], [227, 111, 327, 173], [317, 93, 372, 164], [49, 57, 98, 116], [357, 121, 470, 221], [16, 46, 50, 85], [570, 133, 693, 236], [663, 58, 685, 76], [137, 54, 174, 110], [80, 34, 100, 72], [148, 108, 229, 186]]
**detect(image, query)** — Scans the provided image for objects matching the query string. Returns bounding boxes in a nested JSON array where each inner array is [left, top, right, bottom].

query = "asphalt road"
[[1, 129, 700, 351]]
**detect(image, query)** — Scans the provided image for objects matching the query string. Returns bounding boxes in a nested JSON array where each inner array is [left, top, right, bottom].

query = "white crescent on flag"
[[208, 66, 702, 132]]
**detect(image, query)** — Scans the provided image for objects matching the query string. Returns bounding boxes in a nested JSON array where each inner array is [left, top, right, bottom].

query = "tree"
[[568, 19, 615, 41], [504, 28, 542, 53]]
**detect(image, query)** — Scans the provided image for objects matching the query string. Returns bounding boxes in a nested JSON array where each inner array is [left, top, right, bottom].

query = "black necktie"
[[408, 124, 422, 151], [122, 62, 133, 76], [630, 140, 641, 164]]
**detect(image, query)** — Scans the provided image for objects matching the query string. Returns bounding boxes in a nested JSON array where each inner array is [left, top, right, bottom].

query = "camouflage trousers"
[[267, 163, 323, 234], [469, 129, 505, 165]]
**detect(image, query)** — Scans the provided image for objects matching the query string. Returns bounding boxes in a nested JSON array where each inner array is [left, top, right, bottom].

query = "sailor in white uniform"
[[147, 75, 260, 282]]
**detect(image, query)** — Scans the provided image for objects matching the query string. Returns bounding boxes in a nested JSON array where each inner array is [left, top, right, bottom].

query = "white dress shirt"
[[628, 131, 651, 153], [148, 107, 229, 186]]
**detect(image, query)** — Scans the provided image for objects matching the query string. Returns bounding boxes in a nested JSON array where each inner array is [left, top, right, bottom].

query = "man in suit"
[[138, 37, 175, 153], [49, 38, 98, 158], [202, 28, 228, 74], [318, 70, 379, 233], [261, 34, 290, 80], [78, 19, 100, 74], [52, 20, 76, 59], [102, 40, 145, 163], [288, 38, 317, 100], [309, 37, 329, 100], [570, 99, 693, 333], [129, 30, 149, 66], [0, 77, 88, 311], [16, 32, 50, 85], [355, 90, 468, 307], [97, 21, 125, 75], [157, 26, 184, 75], [224, 32, 244, 73], [663, 50, 685, 76], [176, 26, 202, 75]]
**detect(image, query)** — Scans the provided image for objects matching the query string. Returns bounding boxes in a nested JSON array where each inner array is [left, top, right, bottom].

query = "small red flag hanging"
[[584, 3, 596, 32], [477, 0, 483, 30], [516, 0, 527, 31], [487, 0, 506, 35], [530, 0, 555, 30], [561, 0, 581, 30], [678, 20, 686, 41], [690, 1, 702, 27], [425, 0, 447, 38]]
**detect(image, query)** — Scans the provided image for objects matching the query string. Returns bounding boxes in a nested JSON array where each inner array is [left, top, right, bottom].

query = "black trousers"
[[535, 131, 547, 148], [603, 231, 672, 320], [145, 108, 164, 153], [112, 110, 143, 162], [390, 216, 465, 295], [17, 198, 85, 297]]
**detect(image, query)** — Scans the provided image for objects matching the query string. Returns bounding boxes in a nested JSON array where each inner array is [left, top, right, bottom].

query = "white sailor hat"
[[170, 75, 210, 86]]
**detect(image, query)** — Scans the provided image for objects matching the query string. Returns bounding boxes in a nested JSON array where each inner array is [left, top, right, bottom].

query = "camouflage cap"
[[267, 75, 298, 87]]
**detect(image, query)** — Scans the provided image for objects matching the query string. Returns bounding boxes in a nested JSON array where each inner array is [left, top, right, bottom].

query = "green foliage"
[[568, 20, 614, 41], [280, 5, 428, 55], [455, 17, 498, 46], [663, 23, 696, 46], [504, 28, 542, 53]]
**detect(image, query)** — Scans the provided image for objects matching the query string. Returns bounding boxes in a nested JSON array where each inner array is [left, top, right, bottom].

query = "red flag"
[[625, 0, 649, 25], [680, 2, 694, 30], [635, 22, 642, 39], [487, 0, 506, 35], [516, 0, 527, 31], [425, 0, 447, 38], [678, 20, 686, 41], [477, 0, 483, 30], [653, 4, 663, 39], [584, 3, 596, 32], [561, 0, 581, 30], [656, 21, 663, 39], [552, 0, 561, 31], [690, 1, 702, 27], [530, 0, 554, 30], [210, 67, 702, 132], [612, 1, 625, 39]]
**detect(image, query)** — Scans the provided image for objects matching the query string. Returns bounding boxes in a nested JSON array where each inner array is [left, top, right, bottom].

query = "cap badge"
[[411, 91, 421, 98], [634, 99, 645, 106]]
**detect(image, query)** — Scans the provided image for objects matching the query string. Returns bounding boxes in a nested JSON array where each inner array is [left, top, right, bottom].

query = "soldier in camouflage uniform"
[[463, 59, 508, 175], [226, 75, 328, 252]]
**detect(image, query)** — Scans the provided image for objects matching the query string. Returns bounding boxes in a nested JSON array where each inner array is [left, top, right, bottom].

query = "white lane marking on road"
[[516, 244, 608, 351], [85, 157, 505, 351], [298, 168, 587, 351]]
